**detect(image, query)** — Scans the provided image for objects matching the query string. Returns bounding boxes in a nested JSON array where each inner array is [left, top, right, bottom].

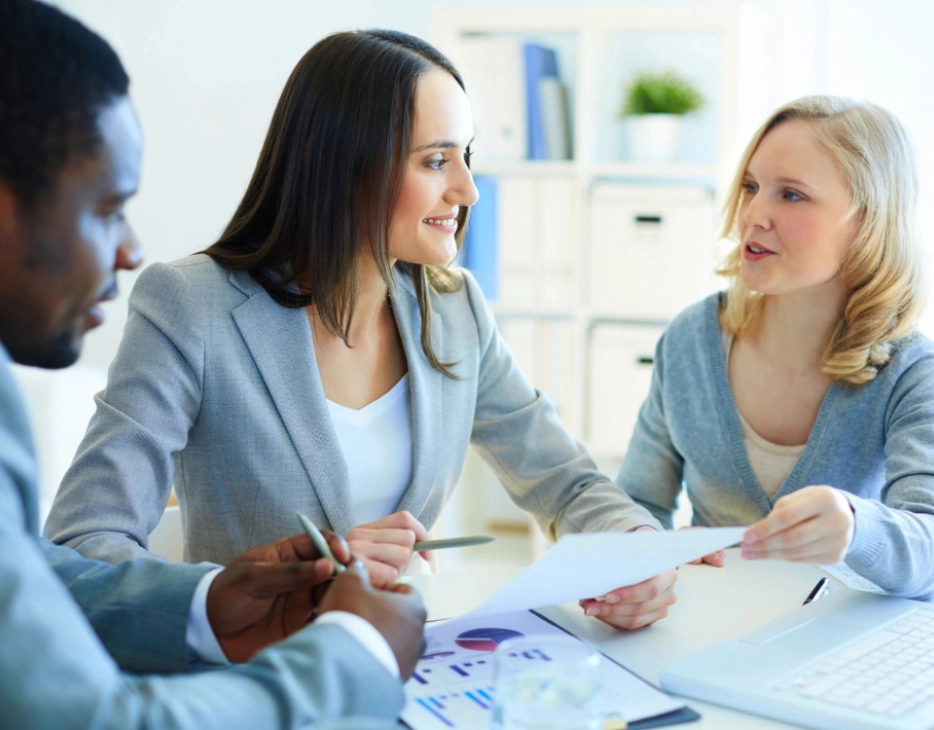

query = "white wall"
[[57, 0, 932, 373], [35, 1, 934, 529], [56, 0, 436, 369]]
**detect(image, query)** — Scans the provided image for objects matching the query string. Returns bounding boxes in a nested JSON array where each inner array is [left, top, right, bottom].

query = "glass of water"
[[491, 634, 602, 730]]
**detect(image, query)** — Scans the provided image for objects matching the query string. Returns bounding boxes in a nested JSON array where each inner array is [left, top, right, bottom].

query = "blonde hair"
[[718, 95, 925, 385]]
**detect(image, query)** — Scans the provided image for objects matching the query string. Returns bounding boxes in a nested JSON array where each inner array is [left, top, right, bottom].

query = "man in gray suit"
[[0, 1, 425, 727]]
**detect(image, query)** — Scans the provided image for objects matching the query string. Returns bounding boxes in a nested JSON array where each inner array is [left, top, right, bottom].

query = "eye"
[[427, 156, 448, 171], [741, 181, 758, 195], [464, 146, 473, 165], [783, 189, 804, 202]]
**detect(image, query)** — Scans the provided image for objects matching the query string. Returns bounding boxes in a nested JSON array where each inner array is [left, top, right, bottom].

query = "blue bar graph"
[[410, 687, 496, 729]]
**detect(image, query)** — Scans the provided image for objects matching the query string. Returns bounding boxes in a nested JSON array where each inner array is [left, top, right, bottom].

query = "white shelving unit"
[[430, 3, 768, 538]]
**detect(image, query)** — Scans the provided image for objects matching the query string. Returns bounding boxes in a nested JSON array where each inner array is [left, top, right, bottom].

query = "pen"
[[297, 512, 346, 574], [802, 577, 829, 605], [413, 536, 495, 552]]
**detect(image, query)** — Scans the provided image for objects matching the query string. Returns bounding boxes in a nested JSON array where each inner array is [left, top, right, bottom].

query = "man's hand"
[[579, 568, 679, 630], [345, 511, 431, 584], [317, 562, 427, 680], [207, 530, 351, 663]]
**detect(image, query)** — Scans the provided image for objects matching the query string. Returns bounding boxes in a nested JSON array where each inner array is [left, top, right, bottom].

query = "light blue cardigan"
[[616, 293, 934, 600]]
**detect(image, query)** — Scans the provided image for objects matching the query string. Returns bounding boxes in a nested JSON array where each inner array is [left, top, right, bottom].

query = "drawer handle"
[[637, 356, 655, 365], [634, 215, 663, 224]]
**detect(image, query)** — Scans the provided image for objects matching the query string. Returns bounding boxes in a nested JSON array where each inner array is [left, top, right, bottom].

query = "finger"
[[327, 533, 352, 565], [347, 541, 412, 571], [270, 531, 338, 563], [346, 527, 418, 549], [600, 569, 678, 605], [356, 511, 431, 543], [743, 516, 830, 559], [744, 491, 823, 544], [702, 550, 726, 567], [236, 559, 333, 597], [599, 604, 672, 631], [339, 559, 370, 586], [582, 585, 677, 618], [378, 582, 415, 595], [743, 534, 848, 563], [357, 556, 401, 585]]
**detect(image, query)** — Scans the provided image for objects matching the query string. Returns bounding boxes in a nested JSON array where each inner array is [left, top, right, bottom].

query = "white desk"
[[407, 548, 836, 729]]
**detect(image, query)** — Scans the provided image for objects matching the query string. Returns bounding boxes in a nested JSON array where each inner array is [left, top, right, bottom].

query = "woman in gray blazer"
[[46, 29, 677, 630]]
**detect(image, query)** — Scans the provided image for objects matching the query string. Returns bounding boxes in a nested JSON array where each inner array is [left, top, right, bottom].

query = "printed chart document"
[[402, 610, 685, 730], [463, 527, 746, 618]]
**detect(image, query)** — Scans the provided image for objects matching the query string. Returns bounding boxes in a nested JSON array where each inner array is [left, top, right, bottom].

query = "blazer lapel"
[[393, 276, 443, 518], [228, 271, 354, 533]]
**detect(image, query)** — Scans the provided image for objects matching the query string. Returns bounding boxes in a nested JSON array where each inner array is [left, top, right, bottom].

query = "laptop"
[[660, 587, 934, 730]]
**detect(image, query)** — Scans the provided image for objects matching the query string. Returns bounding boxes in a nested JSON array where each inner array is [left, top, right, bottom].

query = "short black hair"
[[0, 0, 129, 205]]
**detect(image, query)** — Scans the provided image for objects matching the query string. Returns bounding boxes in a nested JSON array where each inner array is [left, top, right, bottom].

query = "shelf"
[[587, 161, 719, 185], [471, 160, 578, 178]]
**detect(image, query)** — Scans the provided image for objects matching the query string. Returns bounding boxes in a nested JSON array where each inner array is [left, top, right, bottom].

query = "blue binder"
[[461, 175, 499, 301], [523, 43, 559, 160]]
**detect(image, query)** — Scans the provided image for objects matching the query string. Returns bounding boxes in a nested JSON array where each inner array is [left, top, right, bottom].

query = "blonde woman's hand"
[[579, 569, 679, 630], [344, 511, 430, 585], [679, 525, 727, 567], [742, 486, 855, 565]]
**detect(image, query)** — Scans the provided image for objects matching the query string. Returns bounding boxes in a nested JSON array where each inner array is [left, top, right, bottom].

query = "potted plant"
[[619, 70, 704, 164]]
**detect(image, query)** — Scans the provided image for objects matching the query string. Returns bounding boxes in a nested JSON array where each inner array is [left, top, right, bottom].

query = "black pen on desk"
[[802, 577, 830, 605]]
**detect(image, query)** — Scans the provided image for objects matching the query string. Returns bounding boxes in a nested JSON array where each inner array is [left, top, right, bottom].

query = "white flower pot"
[[626, 114, 683, 164]]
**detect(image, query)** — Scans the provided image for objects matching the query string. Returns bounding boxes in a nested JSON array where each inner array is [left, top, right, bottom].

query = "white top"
[[723, 334, 806, 498], [326, 374, 413, 525]]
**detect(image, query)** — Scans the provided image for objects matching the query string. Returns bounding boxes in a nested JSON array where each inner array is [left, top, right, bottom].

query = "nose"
[[448, 158, 480, 208], [741, 190, 771, 231], [115, 224, 143, 272]]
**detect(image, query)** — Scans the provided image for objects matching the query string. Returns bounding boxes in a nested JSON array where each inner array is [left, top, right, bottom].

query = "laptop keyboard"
[[771, 607, 934, 718]]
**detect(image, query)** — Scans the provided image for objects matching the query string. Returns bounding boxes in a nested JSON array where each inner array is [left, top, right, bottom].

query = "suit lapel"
[[393, 276, 443, 518], [228, 272, 354, 533]]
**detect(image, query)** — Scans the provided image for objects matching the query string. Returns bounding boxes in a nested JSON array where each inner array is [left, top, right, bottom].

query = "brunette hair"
[[718, 95, 924, 385], [204, 29, 469, 376]]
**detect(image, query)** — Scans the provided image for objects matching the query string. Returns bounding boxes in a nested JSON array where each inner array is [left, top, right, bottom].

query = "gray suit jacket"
[[0, 344, 403, 729], [46, 255, 658, 565]]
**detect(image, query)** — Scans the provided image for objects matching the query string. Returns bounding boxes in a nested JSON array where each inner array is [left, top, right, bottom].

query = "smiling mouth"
[[423, 217, 457, 228], [745, 243, 775, 255]]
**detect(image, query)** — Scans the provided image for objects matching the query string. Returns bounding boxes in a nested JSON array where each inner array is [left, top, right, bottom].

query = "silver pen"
[[297, 512, 345, 574]]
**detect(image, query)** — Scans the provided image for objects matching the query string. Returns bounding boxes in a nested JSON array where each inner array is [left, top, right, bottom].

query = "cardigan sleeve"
[[613, 331, 686, 530], [844, 346, 934, 600], [44, 262, 205, 562], [462, 271, 661, 540]]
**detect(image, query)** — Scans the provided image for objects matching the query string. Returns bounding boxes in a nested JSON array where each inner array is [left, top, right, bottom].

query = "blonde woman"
[[615, 96, 934, 598]]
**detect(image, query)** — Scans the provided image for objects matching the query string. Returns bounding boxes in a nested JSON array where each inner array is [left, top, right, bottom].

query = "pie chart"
[[454, 627, 524, 652]]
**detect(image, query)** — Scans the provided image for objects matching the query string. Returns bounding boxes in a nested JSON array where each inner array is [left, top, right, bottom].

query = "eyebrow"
[[775, 176, 813, 189], [412, 137, 475, 153], [743, 172, 814, 190]]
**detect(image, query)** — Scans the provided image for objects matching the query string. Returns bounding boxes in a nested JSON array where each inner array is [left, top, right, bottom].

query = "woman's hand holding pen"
[[742, 486, 855, 565], [345, 510, 431, 584]]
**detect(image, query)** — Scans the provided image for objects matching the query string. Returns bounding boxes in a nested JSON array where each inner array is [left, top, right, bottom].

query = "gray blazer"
[[0, 343, 403, 729], [46, 255, 658, 565]]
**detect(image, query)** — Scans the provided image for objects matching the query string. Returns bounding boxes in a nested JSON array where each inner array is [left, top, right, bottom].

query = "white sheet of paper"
[[461, 527, 746, 618], [402, 610, 684, 730], [821, 562, 888, 594]]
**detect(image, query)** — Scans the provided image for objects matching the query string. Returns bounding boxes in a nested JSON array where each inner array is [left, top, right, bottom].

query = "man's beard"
[[10, 327, 80, 369]]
